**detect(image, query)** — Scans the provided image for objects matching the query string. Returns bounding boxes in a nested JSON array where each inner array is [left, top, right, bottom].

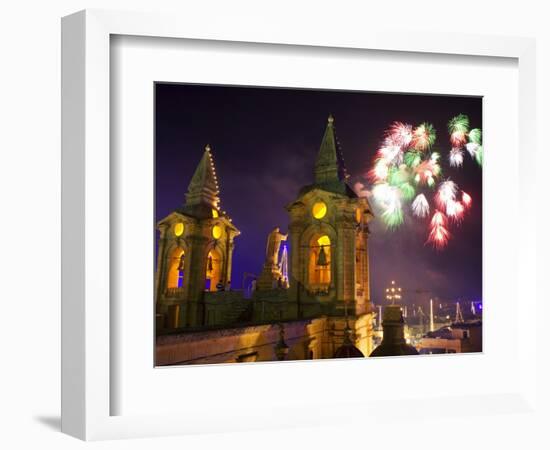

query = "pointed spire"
[[314, 114, 348, 184], [185, 144, 220, 208]]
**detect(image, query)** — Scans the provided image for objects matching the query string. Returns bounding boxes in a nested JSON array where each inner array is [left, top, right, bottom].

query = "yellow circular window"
[[312, 202, 327, 219], [174, 222, 184, 237], [212, 225, 222, 239]]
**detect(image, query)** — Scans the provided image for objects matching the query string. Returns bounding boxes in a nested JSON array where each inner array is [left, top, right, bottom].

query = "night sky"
[[155, 83, 482, 307]]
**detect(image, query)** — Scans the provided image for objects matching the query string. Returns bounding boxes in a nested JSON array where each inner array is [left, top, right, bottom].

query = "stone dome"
[[333, 325, 365, 359], [334, 342, 365, 358]]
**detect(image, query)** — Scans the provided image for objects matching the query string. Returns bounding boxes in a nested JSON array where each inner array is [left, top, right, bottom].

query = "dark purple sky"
[[155, 83, 482, 306]]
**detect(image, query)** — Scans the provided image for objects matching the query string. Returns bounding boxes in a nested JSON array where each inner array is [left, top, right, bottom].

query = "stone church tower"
[[155, 145, 240, 328], [286, 115, 373, 319]]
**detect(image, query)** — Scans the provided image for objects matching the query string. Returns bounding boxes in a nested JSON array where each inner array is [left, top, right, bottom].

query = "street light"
[[385, 280, 402, 305]]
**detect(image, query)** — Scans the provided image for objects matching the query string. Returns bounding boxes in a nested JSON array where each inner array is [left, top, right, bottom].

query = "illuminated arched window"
[[205, 249, 222, 291], [308, 235, 331, 290], [167, 248, 185, 289]]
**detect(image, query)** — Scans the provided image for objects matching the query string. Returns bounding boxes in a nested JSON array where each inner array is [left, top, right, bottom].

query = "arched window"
[[308, 234, 331, 291], [205, 248, 222, 291], [167, 248, 185, 289]]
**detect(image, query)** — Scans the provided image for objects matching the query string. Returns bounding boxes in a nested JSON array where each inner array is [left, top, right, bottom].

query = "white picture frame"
[[61, 9, 539, 441]]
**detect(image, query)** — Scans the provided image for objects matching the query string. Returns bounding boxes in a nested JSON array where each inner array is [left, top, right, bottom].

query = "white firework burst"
[[411, 193, 430, 218], [449, 147, 464, 168], [465, 142, 479, 158], [436, 180, 458, 210]]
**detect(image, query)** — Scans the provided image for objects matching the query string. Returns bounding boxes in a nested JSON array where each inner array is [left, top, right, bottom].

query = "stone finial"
[[369, 304, 419, 357], [205, 144, 211, 152], [383, 304, 404, 323], [328, 114, 334, 124]]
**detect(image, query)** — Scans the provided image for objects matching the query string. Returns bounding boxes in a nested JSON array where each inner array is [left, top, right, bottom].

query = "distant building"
[[418, 320, 482, 354]]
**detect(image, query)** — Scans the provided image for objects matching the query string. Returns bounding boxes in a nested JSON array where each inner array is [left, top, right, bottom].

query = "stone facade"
[[155, 145, 241, 328], [285, 115, 374, 352], [155, 116, 375, 363], [156, 315, 374, 365], [286, 189, 372, 313], [156, 319, 326, 365]]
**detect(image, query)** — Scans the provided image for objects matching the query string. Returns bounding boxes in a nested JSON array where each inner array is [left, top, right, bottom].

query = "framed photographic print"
[[62, 9, 538, 441], [153, 83, 483, 366]]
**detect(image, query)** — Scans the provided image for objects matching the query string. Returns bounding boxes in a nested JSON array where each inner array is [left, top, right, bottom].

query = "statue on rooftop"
[[257, 227, 288, 291], [265, 227, 288, 267]]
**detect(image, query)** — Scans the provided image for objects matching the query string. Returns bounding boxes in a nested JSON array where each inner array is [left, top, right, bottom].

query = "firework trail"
[[435, 180, 458, 210], [465, 142, 479, 157], [367, 115, 481, 249], [379, 145, 403, 166], [404, 150, 421, 168], [448, 114, 469, 148], [372, 183, 403, 229], [430, 210, 447, 227], [412, 194, 430, 218], [413, 157, 441, 187], [369, 158, 389, 182], [385, 121, 413, 148], [447, 116, 483, 167], [427, 211, 450, 249], [449, 147, 464, 168], [462, 191, 472, 208], [446, 200, 465, 222], [469, 128, 482, 144], [474, 146, 483, 166], [412, 122, 436, 151], [450, 132, 467, 148], [448, 114, 470, 134]]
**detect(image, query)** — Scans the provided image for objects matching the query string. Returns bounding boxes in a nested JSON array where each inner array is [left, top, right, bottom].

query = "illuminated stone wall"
[[286, 190, 373, 315], [156, 211, 240, 327], [156, 318, 328, 365]]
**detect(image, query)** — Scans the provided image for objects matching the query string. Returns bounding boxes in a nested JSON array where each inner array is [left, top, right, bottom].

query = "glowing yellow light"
[[212, 225, 222, 239], [312, 202, 327, 219], [212, 209, 219, 218], [355, 208, 361, 223], [174, 222, 184, 237], [317, 235, 331, 247]]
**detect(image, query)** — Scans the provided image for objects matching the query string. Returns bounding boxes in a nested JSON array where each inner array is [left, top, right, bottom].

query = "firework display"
[[369, 115, 482, 249]]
